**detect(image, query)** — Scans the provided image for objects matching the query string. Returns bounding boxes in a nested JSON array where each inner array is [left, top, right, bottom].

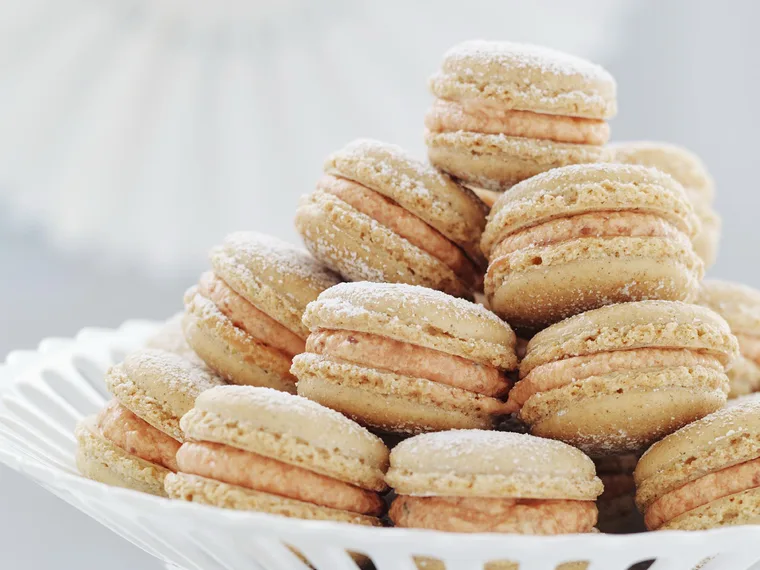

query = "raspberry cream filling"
[[307, 329, 510, 398], [97, 400, 179, 471], [317, 175, 481, 288], [508, 349, 724, 410], [645, 456, 760, 529], [198, 271, 305, 357], [389, 495, 597, 534], [736, 334, 760, 364], [424, 98, 610, 145], [491, 212, 684, 260], [176, 442, 384, 516]]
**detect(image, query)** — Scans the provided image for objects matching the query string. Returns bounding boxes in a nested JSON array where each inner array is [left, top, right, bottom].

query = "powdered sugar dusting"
[[324, 281, 508, 329], [123, 348, 222, 396], [196, 384, 383, 446], [394, 429, 593, 471], [444, 40, 613, 84], [217, 231, 340, 293]]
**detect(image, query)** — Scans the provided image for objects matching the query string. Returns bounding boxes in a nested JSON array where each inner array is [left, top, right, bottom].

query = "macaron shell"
[[210, 232, 341, 339], [692, 206, 720, 268], [658, 487, 760, 531], [727, 356, 760, 398], [522, 300, 738, 376], [75, 418, 169, 497], [295, 189, 470, 298], [183, 294, 296, 393], [426, 131, 605, 192], [292, 354, 505, 434], [144, 312, 209, 368], [164, 472, 381, 526], [302, 282, 517, 369], [487, 238, 702, 332], [523, 367, 728, 455], [324, 139, 488, 267], [386, 430, 602, 500], [180, 385, 389, 491], [104, 348, 224, 441], [430, 40, 617, 119], [635, 402, 760, 509]]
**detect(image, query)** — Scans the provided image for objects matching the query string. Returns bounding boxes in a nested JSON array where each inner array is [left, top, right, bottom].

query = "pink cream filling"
[[424, 98, 610, 145]]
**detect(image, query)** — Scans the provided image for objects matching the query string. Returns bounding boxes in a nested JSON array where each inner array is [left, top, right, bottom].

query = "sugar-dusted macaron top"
[[429, 40, 617, 119], [180, 385, 389, 490], [303, 282, 517, 370], [635, 401, 760, 509], [482, 163, 700, 258], [698, 279, 760, 337], [386, 430, 602, 500], [521, 300, 739, 376], [105, 349, 224, 440], [606, 141, 714, 202], [324, 139, 488, 267], [210, 231, 341, 339]]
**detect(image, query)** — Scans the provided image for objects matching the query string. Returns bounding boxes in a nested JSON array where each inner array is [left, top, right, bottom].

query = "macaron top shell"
[[521, 300, 739, 376], [325, 139, 488, 267], [606, 141, 714, 202], [481, 164, 699, 257], [429, 40, 617, 119], [105, 349, 224, 441], [210, 232, 341, 339], [635, 401, 760, 509], [698, 279, 760, 336], [386, 430, 602, 500], [180, 385, 389, 490], [302, 282, 517, 369]]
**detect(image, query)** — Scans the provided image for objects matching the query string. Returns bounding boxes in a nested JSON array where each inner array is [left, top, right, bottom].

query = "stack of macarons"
[[73, 36, 760, 561]]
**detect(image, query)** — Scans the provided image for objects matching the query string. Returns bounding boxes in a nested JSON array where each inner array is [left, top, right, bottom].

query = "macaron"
[[294, 139, 488, 299], [593, 454, 645, 534], [387, 430, 601, 570], [291, 282, 518, 434], [698, 279, 760, 397], [75, 349, 224, 496], [635, 401, 760, 530], [606, 141, 720, 267], [164, 385, 389, 526], [425, 40, 617, 192], [183, 231, 341, 393], [481, 163, 704, 332], [510, 300, 738, 455]]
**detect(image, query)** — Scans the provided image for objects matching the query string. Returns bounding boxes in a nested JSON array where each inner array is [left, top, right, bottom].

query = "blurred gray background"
[[1, 0, 759, 568]]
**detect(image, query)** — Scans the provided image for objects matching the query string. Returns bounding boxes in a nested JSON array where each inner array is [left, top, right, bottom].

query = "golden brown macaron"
[[511, 300, 738, 456], [425, 40, 617, 193], [698, 279, 760, 397], [635, 401, 760, 530], [165, 385, 389, 526], [593, 454, 645, 534], [291, 282, 518, 434], [481, 163, 703, 332], [294, 139, 488, 299], [183, 231, 341, 393], [606, 141, 720, 267], [387, 430, 601, 570], [75, 349, 224, 496]]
